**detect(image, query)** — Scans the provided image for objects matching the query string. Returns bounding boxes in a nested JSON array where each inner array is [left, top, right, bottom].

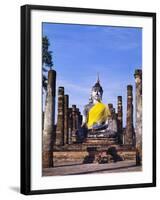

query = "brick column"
[[68, 108, 73, 144], [108, 103, 113, 116], [134, 69, 142, 165], [107, 104, 117, 135], [79, 114, 83, 127], [42, 70, 56, 168], [71, 105, 77, 143], [125, 85, 134, 146], [112, 108, 118, 133], [76, 108, 80, 129], [64, 94, 69, 145], [117, 96, 123, 144], [55, 87, 64, 145]]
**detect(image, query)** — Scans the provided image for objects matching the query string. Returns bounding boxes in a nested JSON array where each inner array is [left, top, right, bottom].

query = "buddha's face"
[[91, 87, 102, 102]]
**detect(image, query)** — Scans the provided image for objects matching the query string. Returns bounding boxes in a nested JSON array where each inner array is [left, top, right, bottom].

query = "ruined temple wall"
[[55, 89, 82, 145]]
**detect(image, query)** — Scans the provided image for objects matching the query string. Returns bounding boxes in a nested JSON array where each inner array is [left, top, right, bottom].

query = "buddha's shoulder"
[[96, 102, 108, 108]]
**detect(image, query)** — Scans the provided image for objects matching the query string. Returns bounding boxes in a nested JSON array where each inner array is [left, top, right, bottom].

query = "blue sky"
[[43, 23, 142, 126]]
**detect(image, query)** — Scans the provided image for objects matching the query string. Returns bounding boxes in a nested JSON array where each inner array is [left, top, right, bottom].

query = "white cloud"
[[57, 79, 90, 94]]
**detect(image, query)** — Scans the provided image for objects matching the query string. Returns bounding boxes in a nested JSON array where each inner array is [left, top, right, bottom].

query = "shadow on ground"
[[9, 186, 20, 193]]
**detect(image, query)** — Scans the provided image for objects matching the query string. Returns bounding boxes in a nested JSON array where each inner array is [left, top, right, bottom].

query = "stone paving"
[[43, 160, 142, 176]]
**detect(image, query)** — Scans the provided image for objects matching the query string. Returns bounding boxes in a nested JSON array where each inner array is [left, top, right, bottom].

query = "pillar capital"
[[118, 96, 122, 101], [127, 85, 133, 90], [58, 87, 64, 95], [108, 103, 113, 108], [127, 85, 133, 98], [134, 69, 142, 78], [134, 69, 142, 85], [72, 104, 77, 111]]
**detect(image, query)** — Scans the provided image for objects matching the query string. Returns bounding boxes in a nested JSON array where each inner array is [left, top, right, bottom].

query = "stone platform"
[[84, 137, 118, 145], [43, 160, 141, 176], [53, 144, 136, 167], [52, 133, 136, 168]]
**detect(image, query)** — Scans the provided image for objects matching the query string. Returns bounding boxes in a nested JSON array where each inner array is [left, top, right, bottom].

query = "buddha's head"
[[91, 77, 103, 102]]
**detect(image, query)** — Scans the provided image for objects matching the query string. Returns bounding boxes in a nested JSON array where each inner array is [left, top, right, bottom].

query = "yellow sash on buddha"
[[87, 102, 111, 129]]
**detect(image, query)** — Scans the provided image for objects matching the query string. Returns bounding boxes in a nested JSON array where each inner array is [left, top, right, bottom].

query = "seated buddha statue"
[[82, 77, 111, 134]]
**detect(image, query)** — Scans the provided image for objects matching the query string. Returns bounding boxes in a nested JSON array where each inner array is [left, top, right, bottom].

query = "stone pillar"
[[79, 114, 83, 127], [125, 85, 134, 146], [55, 87, 64, 145], [64, 95, 69, 145], [112, 108, 118, 133], [42, 70, 56, 168], [123, 128, 126, 144], [108, 103, 113, 116], [108, 103, 113, 131], [71, 105, 77, 143], [134, 69, 142, 165], [68, 108, 73, 144], [117, 96, 123, 144], [76, 108, 80, 129], [42, 111, 44, 130], [107, 104, 117, 136]]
